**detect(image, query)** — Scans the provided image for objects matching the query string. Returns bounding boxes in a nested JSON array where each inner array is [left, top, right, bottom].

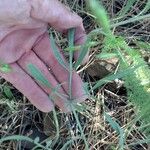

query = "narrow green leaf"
[[46, 140, 52, 149], [112, 13, 150, 28], [128, 138, 150, 146], [50, 34, 68, 71], [97, 53, 118, 59], [90, 13, 150, 35], [28, 64, 68, 102], [105, 113, 124, 150], [53, 108, 59, 139], [137, 0, 150, 15], [136, 40, 150, 52], [34, 137, 40, 143], [3, 86, 13, 99], [46, 109, 60, 148], [74, 39, 90, 70], [0, 135, 45, 149], [65, 41, 98, 52], [65, 45, 81, 52], [68, 28, 75, 99], [27, 64, 51, 88], [0, 62, 11, 73], [105, 113, 120, 134], [92, 65, 141, 90], [118, 0, 137, 17], [71, 104, 89, 150]]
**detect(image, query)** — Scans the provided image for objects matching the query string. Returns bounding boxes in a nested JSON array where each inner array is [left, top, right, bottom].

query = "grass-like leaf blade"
[[0, 135, 45, 149], [68, 28, 75, 99], [0, 61, 11, 73], [74, 39, 90, 70], [105, 113, 124, 150], [50, 34, 68, 71], [117, 0, 137, 17], [27, 64, 51, 88], [97, 53, 118, 59], [3, 86, 14, 99], [92, 65, 141, 90]]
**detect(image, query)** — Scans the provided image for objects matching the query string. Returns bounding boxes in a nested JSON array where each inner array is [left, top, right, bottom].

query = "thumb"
[[30, 0, 82, 32]]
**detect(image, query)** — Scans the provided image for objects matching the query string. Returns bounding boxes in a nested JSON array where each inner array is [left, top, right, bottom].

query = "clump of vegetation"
[[0, 0, 150, 149]]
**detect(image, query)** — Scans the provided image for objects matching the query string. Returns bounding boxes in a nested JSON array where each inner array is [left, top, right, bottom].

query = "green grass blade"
[[28, 64, 68, 102], [51, 108, 60, 146], [3, 86, 14, 99], [71, 104, 89, 150], [112, 13, 150, 28], [0, 135, 46, 149], [92, 65, 140, 90], [90, 13, 150, 36], [65, 41, 98, 52], [97, 53, 118, 59], [137, 0, 150, 16], [127, 138, 150, 147], [135, 40, 150, 52], [105, 113, 122, 134], [28, 64, 52, 88], [50, 34, 68, 71], [105, 113, 124, 150], [74, 39, 90, 70], [53, 109, 59, 138], [0, 61, 11, 73], [65, 45, 81, 52], [117, 0, 137, 17], [68, 28, 75, 100]]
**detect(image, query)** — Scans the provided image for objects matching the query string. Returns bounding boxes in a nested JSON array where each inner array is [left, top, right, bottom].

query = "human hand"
[[0, 0, 88, 112]]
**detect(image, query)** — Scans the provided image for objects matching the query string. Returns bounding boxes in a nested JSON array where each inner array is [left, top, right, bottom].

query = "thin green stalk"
[[50, 34, 68, 71], [0, 135, 46, 149], [28, 64, 68, 102], [112, 13, 150, 28], [89, 13, 150, 36], [68, 28, 75, 100], [68, 29, 89, 149], [51, 108, 59, 146], [71, 104, 89, 150]]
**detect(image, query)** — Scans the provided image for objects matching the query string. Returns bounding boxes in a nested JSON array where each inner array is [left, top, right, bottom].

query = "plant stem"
[[68, 28, 75, 100]]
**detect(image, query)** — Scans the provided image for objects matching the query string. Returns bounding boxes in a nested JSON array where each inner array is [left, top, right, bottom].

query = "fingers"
[[30, 0, 88, 64], [0, 63, 54, 112], [33, 33, 88, 102], [0, 28, 46, 64], [17, 50, 70, 112]]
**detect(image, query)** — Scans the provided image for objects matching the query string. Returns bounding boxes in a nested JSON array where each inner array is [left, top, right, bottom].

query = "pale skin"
[[0, 0, 88, 112]]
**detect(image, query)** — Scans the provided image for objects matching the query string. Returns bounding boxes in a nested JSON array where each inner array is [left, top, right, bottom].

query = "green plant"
[[89, 0, 150, 144], [0, 0, 150, 149]]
